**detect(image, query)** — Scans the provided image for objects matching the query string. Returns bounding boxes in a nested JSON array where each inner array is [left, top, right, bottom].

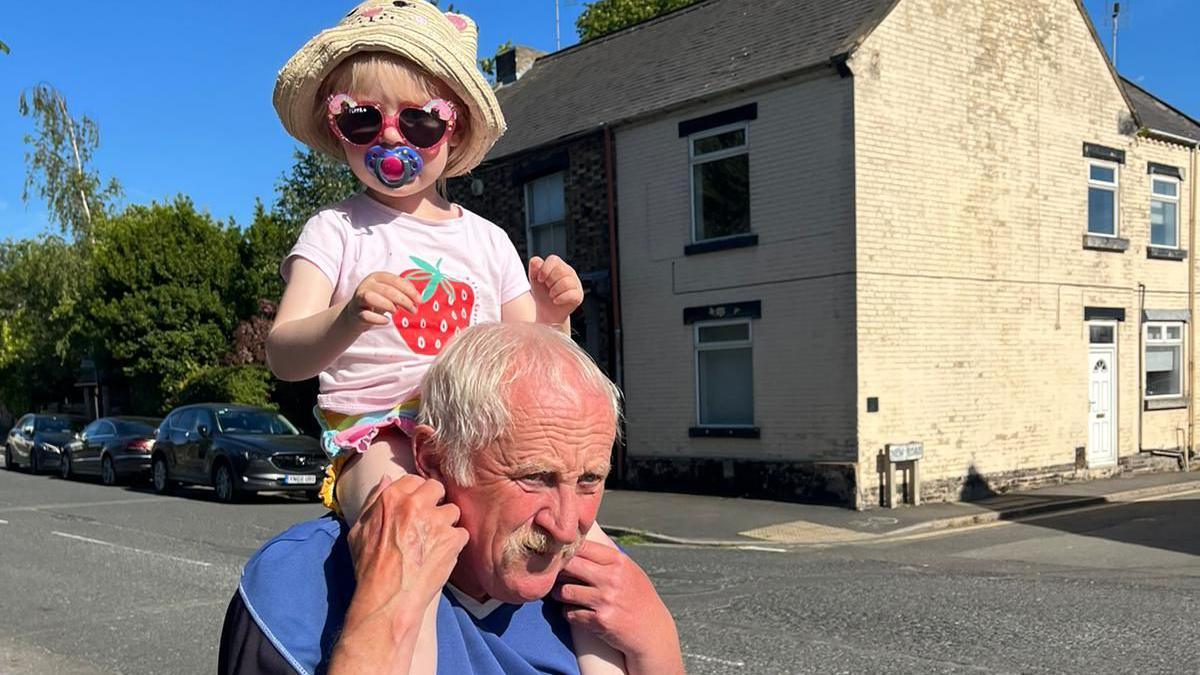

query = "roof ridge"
[[534, 0, 726, 65], [1120, 75, 1200, 131]]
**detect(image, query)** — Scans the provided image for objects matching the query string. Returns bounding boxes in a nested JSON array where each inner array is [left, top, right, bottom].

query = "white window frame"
[[1150, 175, 1181, 249], [1144, 321, 1184, 400], [693, 318, 755, 428], [1087, 159, 1120, 237], [689, 122, 750, 244], [523, 171, 567, 260]]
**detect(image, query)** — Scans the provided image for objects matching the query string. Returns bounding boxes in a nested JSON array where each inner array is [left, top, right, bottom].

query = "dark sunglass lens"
[[336, 105, 383, 145], [398, 108, 448, 148]]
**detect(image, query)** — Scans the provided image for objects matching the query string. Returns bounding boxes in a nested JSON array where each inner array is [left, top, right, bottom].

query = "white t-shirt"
[[282, 193, 530, 415]]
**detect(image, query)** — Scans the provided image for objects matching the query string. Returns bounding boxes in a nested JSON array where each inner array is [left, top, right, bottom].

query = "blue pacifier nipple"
[[364, 145, 424, 188]]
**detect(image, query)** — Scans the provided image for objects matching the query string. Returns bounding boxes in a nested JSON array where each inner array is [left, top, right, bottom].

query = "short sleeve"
[[281, 210, 346, 288], [493, 226, 531, 305]]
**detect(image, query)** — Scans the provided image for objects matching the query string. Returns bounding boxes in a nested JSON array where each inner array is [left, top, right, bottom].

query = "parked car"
[[151, 404, 327, 503], [3, 413, 87, 473], [60, 416, 162, 485]]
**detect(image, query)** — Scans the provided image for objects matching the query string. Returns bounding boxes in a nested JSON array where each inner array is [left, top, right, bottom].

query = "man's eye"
[[521, 472, 554, 485], [580, 473, 602, 484]]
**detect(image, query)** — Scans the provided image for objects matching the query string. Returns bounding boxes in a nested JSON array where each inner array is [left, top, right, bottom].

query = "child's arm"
[[267, 259, 420, 381], [501, 255, 583, 336], [554, 527, 685, 675]]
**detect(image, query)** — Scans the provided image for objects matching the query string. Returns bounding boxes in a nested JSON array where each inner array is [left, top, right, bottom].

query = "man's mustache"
[[503, 523, 582, 562]]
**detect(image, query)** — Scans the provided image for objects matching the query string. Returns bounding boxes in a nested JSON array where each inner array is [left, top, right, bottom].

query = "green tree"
[[0, 41, 9, 55], [169, 364, 275, 410], [273, 149, 359, 231], [0, 236, 81, 414], [18, 84, 122, 240], [575, 0, 700, 42], [79, 198, 240, 413]]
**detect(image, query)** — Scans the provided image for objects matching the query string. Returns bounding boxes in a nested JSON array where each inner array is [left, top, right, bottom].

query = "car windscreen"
[[215, 410, 299, 435], [38, 417, 84, 433]]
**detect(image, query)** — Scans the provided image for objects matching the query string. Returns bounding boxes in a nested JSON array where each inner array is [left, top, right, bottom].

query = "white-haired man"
[[218, 323, 683, 674]]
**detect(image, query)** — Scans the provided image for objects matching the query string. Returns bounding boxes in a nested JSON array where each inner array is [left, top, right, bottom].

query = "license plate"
[[284, 475, 318, 485]]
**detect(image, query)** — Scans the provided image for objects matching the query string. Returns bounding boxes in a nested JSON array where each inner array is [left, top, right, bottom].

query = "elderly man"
[[218, 323, 683, 674]]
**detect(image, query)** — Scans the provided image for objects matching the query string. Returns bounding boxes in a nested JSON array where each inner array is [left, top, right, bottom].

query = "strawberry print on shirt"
[[392, 255, 476, 355]]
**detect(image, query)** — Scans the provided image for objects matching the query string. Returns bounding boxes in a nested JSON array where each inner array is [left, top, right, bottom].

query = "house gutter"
[[1189, 140, 1197, 471]]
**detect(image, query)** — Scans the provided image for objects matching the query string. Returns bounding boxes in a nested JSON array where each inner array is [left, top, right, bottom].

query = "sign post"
[[884, 442, 924, 508]]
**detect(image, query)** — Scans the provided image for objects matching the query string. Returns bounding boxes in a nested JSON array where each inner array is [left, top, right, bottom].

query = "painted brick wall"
[[851, 0, 1196, 502], [615, 72, 858, 464], [447, 132, 617, 376]]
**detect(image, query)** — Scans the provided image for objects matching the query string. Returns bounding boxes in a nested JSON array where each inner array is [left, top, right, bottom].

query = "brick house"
[[446, 48, 619, 382], [453, 0, 1199, 508]]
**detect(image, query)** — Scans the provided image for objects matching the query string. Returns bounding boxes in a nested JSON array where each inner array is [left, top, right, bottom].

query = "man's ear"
[[410, 423, 444, 481]]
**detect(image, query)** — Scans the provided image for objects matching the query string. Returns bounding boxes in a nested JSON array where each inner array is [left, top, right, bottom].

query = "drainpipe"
[[1138, 282, 1145, 455], [603, 125, 626, 478], [1188, 142, 1197, 471]]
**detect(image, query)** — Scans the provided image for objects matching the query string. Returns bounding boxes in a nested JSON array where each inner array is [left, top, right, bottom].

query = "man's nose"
[[535, 487, 581, 544]]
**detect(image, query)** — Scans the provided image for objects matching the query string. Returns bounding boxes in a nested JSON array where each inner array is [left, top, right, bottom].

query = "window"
[[1150, 176, 1180, 248], [173, 409, 198, 432], [694, 320, 754, 426], [1145, 322, 1184, 398], [1089, 324, 1115, 344], [524, 171, 567, 259], [690, 124, 750, 242], [94, 420, 116, 437], [1087, 160, 1119, 236]]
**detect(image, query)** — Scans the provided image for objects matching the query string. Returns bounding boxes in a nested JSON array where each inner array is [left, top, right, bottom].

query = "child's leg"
[[336, 428, 439, 675], [574, 523, 628, 674]]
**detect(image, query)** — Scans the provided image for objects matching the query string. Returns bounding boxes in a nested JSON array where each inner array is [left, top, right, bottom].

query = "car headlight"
[[41, 443, 61, 454]]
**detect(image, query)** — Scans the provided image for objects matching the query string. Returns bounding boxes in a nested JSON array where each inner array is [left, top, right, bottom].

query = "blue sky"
[[0, 0, 1195, 240]]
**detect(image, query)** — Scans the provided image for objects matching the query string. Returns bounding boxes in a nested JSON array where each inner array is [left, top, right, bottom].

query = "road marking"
[[51, 531, 213, 567], [684, 653, 745, 668], [0, 519, 7, 525], [737, 545, 787, 553], [0, 496, 174, 513]]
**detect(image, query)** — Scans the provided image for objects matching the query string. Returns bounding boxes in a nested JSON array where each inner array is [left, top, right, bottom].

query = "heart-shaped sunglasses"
[[326, 93, 457, 150]]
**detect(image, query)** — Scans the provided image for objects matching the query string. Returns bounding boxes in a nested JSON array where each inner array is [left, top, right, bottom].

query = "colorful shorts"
[[314, 398, 420, 515]]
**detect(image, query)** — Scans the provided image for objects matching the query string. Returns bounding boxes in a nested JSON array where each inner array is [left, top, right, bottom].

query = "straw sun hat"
[[273, 0, 506, 178]]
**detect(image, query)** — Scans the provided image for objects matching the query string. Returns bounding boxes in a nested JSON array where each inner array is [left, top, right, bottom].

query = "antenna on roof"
[[1107, 0, 1130, 70], [556, 0, 561, 50]]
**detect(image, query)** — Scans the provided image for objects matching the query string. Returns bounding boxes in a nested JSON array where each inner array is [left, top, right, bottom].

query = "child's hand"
[[528, 255, 584, 327], [341, 272, 422, 331]]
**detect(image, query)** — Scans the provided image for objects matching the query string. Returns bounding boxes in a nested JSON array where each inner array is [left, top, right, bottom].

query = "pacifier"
[[364, 145, 424, 188]]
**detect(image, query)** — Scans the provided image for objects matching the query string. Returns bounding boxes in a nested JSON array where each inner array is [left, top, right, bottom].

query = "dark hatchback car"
[[151, 404, 327, 503], [4, 413, 87, 473], [61, 416, 162, 485]]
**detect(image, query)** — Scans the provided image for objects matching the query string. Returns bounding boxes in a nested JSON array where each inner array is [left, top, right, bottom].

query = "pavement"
[[597, 468, 1200, 546]]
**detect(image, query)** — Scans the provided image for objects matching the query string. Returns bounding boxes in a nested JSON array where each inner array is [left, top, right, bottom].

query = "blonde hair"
[[418, 323, 624, 486], [313, 51, 473, 173]]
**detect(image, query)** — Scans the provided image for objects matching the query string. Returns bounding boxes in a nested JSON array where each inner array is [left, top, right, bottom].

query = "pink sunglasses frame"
[[325, 93, 458, 151]]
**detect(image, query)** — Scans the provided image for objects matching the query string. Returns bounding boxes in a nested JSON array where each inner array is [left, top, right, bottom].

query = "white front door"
[[1087, 346, 1117, 467]]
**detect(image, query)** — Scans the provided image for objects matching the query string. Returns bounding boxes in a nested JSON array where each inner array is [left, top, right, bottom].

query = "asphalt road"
[[1, 464, 1197, 674]]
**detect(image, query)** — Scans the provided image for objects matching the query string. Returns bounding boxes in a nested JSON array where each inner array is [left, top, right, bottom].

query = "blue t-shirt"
[[237, 515, 580, 675]]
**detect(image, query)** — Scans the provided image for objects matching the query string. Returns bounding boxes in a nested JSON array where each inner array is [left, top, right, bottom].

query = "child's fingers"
[[361, 290, 397, 316], [528, 256, 545, 283], [538, 255, 566, 284], [553, 289, 584, 308], [388, 277, 423, 307], [358, 310, 391, 326], [377, 284, 416, 313], [547, 274, 582, 298]]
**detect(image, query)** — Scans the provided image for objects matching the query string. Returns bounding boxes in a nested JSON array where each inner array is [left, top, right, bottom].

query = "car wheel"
[[60, 450, 74, 480], [213, 462, 242, 504], [101, 456, 118, 486], [151, 455, 174, 494], [3, 444, 14, 471]]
